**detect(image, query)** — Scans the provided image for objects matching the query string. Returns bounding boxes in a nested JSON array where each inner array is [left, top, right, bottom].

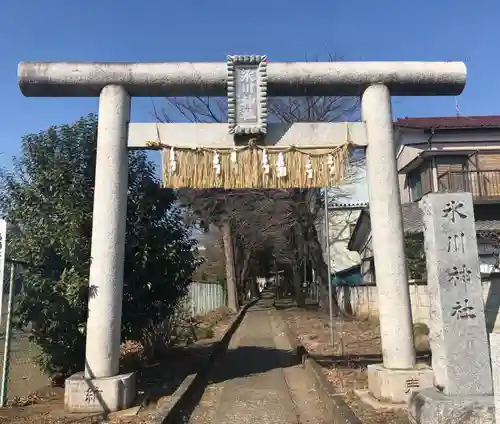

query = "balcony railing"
[[437, 170, 500, 200]]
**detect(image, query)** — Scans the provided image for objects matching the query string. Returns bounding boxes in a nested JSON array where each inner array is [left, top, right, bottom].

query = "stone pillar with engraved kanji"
[[420, 192, 492, 396]]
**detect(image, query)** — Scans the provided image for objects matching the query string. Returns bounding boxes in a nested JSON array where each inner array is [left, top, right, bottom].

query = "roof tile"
[[395, 116, 500, 130]]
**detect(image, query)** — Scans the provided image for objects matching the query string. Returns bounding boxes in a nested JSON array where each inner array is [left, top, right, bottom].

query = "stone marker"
[[490, 333, 500, 424], [409, 192, 495, 424], [421, 192, 492, 395]]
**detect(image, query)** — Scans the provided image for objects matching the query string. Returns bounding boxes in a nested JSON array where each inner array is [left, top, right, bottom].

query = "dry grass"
[[279, 305, 426, 424], [282, 308, 381, 392]]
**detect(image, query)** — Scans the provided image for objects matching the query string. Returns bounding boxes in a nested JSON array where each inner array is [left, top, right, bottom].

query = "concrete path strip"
[[188, 294, 330, 423], [272, 309, 363, 424], [151, 298, 257, 424]]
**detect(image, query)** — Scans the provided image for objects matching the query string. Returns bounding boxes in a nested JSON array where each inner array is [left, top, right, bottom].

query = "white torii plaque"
[[227, 55, 267, 135]]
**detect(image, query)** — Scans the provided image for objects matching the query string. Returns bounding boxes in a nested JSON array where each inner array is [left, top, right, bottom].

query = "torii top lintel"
[[18, 61, 466, 98]]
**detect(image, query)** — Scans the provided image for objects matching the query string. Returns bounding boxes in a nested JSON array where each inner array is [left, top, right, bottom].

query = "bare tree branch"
[[156, 55, 364, 313]]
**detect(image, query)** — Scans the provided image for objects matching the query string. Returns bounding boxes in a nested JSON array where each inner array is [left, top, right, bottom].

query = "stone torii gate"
[[18, 59, 466, 412]]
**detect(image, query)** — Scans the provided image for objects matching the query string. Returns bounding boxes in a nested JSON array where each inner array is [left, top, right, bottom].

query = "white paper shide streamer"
[[169, 147, 177, 174], [230, 148, 238, 174], [327, 154, 335, 176], [213, 151, 221, 175], [262, 149, 270, 175], [305, 156, 313, 180], [230, 148, 238, 165], [276, 152, 287, 178]]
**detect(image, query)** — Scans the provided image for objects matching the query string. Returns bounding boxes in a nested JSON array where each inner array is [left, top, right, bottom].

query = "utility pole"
[[1, 262, 15, 406], [323, 188, 334, 346]]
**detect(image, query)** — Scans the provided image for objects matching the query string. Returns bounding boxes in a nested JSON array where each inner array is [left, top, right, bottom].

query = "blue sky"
[[1, 0, 498, 171]]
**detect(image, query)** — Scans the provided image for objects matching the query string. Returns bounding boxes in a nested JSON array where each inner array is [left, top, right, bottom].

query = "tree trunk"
[[232, 236, 253, 306], [292, 263, 305, 307], [221, 221, 239, 312], [252, 277, 260, 298], [274, 261, 280, 301], [239, 254, 251, 296], [290, 261, 305, 308]]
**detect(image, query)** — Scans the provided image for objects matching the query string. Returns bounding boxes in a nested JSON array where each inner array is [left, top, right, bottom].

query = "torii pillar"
[[18, 60, 466, 410]]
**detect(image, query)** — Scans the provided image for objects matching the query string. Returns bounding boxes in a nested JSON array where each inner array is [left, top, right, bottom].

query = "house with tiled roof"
[[395, 115, 500, 204], [349, 115, 500, 284]]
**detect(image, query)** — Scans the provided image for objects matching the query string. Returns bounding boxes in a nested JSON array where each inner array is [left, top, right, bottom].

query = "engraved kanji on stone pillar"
[[420, 192, 492, 396]]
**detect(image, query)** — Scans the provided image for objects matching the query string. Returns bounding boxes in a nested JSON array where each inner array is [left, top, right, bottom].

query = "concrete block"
[[64, 371, 136, 413], [408, 387, 494, 424], [367, 363, 434, 404]]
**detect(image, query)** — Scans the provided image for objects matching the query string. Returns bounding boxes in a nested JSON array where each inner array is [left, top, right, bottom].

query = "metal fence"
[[185, 281, 227, 317]]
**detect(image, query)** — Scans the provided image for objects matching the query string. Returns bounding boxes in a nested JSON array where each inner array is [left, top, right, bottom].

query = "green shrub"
[[194, 326, 214, 340], [1, 115, 200, 378]]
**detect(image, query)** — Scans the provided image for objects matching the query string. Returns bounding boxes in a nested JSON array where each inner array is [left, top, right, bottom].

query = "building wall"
[[397, 145, 424, 203], [359, 237, 499, 283], [397, 144, 424, 172], [343, 126, 500, 327], [359, 237, 375, 283], [395, 128, 500, 203], [399, 173, 411, 203], [319, 207, 364, 273], [329, 209, 363, 272], [396, 128, 500, 151], [336, 277, 500, 332]]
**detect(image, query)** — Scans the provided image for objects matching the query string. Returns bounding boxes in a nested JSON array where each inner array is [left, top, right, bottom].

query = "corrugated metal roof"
[[330, 201, 368, 209], [395, 116, 500, 130]]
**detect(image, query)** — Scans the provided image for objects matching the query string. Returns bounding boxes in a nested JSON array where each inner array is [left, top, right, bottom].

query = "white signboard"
[[227, 55, 268, 136], [235, 67, 259, 123]]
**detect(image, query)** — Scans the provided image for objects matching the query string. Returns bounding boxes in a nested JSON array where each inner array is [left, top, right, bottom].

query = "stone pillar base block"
[[64, 371, 136, 413], [368, 363, 434, 404], [408, 387, 494, 424]]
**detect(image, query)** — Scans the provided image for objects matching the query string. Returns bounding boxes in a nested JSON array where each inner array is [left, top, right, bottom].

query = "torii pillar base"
[[367, 364, 434, 404], [64, 372, 136, 413]]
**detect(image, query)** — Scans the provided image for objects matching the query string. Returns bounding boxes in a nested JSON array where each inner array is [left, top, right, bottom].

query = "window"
[[408, 169, 423, 201], [407, 159, 434, 201]]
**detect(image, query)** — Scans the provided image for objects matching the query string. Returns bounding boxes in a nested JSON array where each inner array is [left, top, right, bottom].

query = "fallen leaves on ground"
[[0, 310, 235, 424], [6, 393, 42, 408], [280, 304, 410, 424]]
